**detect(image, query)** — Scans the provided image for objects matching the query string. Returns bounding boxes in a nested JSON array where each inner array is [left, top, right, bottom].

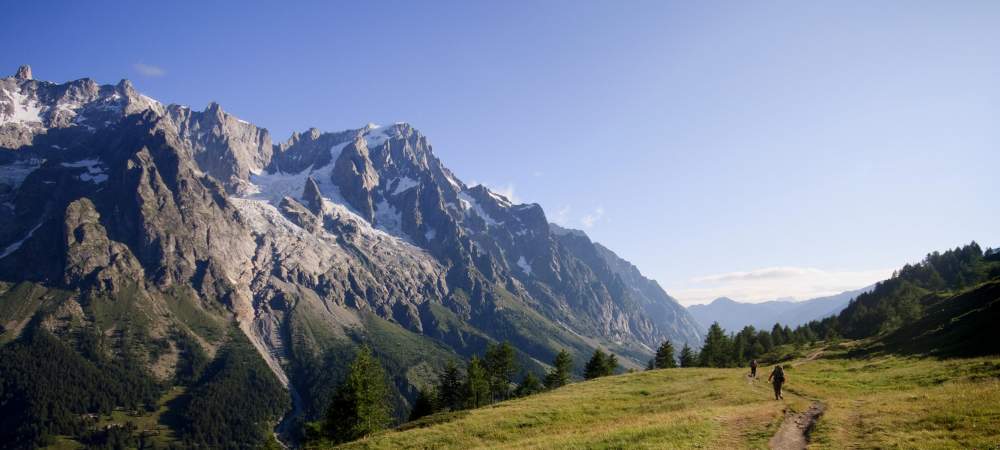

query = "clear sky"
[[5, 1, 999, 305]]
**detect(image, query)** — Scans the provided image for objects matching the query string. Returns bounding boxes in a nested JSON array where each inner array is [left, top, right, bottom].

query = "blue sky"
[[5, 1, 999, 304]]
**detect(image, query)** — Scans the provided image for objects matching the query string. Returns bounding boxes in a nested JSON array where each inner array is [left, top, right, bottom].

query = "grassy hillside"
[[315, 343, 1000, 449]]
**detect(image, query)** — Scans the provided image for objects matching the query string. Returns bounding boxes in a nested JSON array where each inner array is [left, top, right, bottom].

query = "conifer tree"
[[679, 344, 697, 367], [544, 350, 572, 389], [514, 372, 543, 397], [584, 349, 610, 379], [653, 340, 677, 369], [484, 342, 517, 402], [437, 361, 463, 411], [463, 357, 491, 408], [771, 323, 786, 346], [604, 353, 619, 375], [324, 346, 391, 443], [408, 388, 438, 421], [584, 350, 604, 379], [699, 322, 732, 367]]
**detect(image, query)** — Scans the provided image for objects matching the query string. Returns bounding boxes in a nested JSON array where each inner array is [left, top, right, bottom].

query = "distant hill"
[[687, 286, 873, 331]]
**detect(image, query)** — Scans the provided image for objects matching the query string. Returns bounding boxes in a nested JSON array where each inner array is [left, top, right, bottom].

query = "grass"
[[0, 281, 71, 344], [319, 343, 1000, 449]]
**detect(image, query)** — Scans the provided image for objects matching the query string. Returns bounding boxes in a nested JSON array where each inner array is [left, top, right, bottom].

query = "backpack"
[[773, 366, 785, 382]]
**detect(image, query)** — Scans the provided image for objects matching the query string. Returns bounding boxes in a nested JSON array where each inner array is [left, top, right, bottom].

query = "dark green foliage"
[[80, 421, 140, 449], [402, 344, 544, 425], [324, 346, 392, 444], [872, 280, 1000, 357], [698, 323, 732, 367], [514, 372, 543, 397], [437, 361, 464, 411], [408, 388, 438, 422], [289, 341, 356, 422], [483, 341, 518, 402], [584, 349, 611, 379], [544, 350, 573, 389], [171, 327, 209, 385], [606, 353, 619, 374], [653, 340, 677, 369], [0, 326, 163, 448], [177, 330, 289, 449], [679, 344, 697, 368], [772, 242, 1000, 347], [689, 323, 778, 368], [462, 356, 491, 409], [837, 242, 996, 339], [693, 242, 1000, 363]]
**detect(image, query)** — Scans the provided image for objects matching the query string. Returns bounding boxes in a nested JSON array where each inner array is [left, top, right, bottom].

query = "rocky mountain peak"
[[206, 101, 224, 118], [14, 65, 32, 80], [0, 69, 708, 439], [116, 78, 134, 93]]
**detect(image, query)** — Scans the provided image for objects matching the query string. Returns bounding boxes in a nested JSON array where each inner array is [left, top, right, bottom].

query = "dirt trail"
[[791, 348, 825, 367], [768, 401, 825, 450]]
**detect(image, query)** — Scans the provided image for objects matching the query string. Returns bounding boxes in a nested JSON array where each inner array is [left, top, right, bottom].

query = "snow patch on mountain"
[[61, 159, 108, 184], [391, 176, 419, 195], [0, 158, 44, 189], [374, 198, 403, 235], [0, 89, 43, 126], [459, 192, 501, 227], [516, 256, 532, 275]]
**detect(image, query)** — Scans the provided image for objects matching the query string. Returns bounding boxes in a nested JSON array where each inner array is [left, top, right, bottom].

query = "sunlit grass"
[[319, 343, 1000, 449]]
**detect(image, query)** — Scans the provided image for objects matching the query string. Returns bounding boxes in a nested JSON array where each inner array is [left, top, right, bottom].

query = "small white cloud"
[[581, 206, 604, 229], [692, 267, 825, 283], [532, 171, 544, 177], [133, 63, 165, 77]]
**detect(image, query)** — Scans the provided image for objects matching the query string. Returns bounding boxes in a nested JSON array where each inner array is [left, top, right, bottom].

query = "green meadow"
[[318, 343, 1000, 449]]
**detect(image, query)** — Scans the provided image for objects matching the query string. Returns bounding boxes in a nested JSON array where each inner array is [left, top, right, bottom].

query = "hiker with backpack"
[[749, 359, 758, 378], [768, 365, 785, 400]]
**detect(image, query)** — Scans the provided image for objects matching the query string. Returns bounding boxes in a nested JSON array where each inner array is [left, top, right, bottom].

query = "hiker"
[[768, 365, 785, 400], [749, 359, 758, 378]]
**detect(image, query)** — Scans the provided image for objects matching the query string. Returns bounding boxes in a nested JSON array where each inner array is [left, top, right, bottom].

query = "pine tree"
[[653, 340, 676, 369], [484, 342, 517, 402], [699, 322, 732, 367], [679, 344, 696, 367], [437, 361, 463, 411], [584, 349, 610, 379], [463, 357, 491, 408], [771, 323, 785, 346], [514, 372, 543, 397], [324, 346, 391, 443], [544, 350, 572, 389], [604, 353, 619, 375], [408, 388, 438, 421]]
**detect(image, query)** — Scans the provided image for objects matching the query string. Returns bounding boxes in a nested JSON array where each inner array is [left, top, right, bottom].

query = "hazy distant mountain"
[[687, 286, 874, 332]]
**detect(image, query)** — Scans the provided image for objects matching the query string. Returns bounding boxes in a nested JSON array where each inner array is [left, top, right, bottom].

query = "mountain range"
[[686, 286, 873, 332], [0, 65, 702, 446]]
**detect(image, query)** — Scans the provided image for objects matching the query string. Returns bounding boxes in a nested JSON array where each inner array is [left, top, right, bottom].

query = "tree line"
[[783, 242, 999, 347], [313, 342, 630, 444], [644, 320, 813, 370], [657, 242, 1000, 369]]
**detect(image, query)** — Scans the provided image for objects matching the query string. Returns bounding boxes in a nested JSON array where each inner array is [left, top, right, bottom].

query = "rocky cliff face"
[[0, 66, 703, 426]]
